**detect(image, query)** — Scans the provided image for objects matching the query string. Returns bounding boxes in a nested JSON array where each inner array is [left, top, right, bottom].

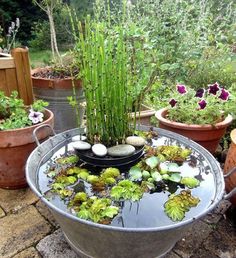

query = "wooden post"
[[11, 48, 34, 105]]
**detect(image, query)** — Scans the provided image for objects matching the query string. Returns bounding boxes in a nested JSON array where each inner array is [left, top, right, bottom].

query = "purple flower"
[[208, 82, 220, 95], [28, 110, 44, 124], [219, 88, 230, 101], [198, 99, 207, 110], [195, 88, 205, 98], [169, 98, 177, 107], [176, 84, 187, 94]]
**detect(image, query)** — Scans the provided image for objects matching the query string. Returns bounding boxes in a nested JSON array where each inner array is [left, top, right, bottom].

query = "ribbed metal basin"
[[26, 127, 224, 258]]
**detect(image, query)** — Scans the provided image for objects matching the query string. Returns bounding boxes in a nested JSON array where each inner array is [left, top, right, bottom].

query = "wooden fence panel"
[[0, 48, 34, 105]]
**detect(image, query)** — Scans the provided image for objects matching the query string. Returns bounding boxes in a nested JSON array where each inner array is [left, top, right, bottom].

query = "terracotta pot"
[[131, 104, 156, 126], [0, 109, 54, 189], [31, 68, 85, 133], [224, 129, 236, 206], [155, 108, 232, 153]]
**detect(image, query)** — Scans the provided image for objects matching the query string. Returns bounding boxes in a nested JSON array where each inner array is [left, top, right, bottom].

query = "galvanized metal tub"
[[26, 127, 233, 258]]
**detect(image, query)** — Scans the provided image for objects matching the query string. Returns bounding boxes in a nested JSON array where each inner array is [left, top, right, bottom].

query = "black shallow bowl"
[[75, 146, 144, 167]]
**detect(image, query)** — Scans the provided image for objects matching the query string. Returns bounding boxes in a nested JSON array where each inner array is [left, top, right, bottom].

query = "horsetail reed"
[[73, 18, 134, 146], [70, 1, 156, 146]]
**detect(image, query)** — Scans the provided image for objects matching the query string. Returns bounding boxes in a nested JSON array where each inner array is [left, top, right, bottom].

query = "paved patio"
[[0, 187, 235, 258]]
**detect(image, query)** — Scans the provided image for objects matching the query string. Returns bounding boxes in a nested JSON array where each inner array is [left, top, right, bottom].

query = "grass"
[[29, 49, 68, 68], [29, 49, 53, 68]]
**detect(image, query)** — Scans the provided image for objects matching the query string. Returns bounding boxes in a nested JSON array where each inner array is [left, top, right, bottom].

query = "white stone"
[[71, 135, 87, 142], [92, 144, 107, 157], [108, 144, 135, 157], [125, 136, 146, 147], [71, 141, 91, 150]]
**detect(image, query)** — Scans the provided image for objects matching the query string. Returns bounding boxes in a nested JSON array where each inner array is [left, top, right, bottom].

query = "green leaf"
[[180, 177, 200, 188], [102, 206, 119, 218], [168, 163, 179, 172], [142, 170, 150, 179], [145, 156, 159, 169], [129, 166, 142, 180], [77, 209, 90, 220], [151, 171, 162, 182], [169, 173, 182, 183]]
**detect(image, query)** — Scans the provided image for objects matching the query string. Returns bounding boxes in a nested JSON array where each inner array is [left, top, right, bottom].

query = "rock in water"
[[92, 144, 107, 157], [108, 144, 135, 157], [72, 135, 87, 142], [126, 136, 145, 147], [72, 141, 91, 150]]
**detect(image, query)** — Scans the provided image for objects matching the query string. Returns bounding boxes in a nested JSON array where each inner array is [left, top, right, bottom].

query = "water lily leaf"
[[151, 171, 162, 182], [159, 163, 169, 174], [180, 177, 200, 188], [169, 173, 181, 183], [129, 166, 142, 180], [146, 156, 159, 169], [168, 163, 179, 172]]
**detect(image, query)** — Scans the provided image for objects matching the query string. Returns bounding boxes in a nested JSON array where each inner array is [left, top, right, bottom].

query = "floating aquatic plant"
[[164, 190, 200, 221], [111, 180, 143, 201]]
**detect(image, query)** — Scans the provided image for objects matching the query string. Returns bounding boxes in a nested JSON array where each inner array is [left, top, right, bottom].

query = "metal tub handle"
[[224, 167, 236, 200], [33, 124, 56, 147]]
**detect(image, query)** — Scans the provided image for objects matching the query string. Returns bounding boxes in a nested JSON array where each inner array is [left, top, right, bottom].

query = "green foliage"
[[0, 91, 48, 130], [164, 190, 200, 221], [156, 146, 192, 162], [76, 197, 119, 223], [167, 84, 236, 124], [111, 180, 143, 201], [56, 155, 79, 165], [180, 177, 200, 189]]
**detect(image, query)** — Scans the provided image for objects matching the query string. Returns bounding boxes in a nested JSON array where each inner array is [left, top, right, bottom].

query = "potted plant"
[[31, 0, 85, 132], [0, 90, 54, 189], [155, 83, 235, 153]]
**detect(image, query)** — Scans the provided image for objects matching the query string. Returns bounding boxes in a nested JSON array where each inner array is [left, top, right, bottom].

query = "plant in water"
[[70, 1, 156, 146], [164, 190, 200, 221], [0, 91, 48, 130], [167, 83, 236, 125]]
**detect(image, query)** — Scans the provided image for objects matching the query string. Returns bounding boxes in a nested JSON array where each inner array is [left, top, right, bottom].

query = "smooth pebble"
[[125, 136, 145, 147], [108, 144, 135, 157], [92, 144, 107, 157], [72, 135, 87, 142], [72, 141, 91, 150]]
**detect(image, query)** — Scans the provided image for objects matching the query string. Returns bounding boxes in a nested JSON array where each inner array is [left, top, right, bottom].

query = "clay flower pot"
[[131, 104, 156, 126], [0, 109, 54, 189], [155, 108, 232, 153], [224, 129, 236, 206]]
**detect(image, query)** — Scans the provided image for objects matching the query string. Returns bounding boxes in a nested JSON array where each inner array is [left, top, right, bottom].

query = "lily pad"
[[129, 166, 143, 180], [145, 156, 159, 169]]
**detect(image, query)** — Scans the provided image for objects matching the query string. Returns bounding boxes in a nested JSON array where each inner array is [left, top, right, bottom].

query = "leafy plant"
[[0, 91, 48, 130], [167, 83, 236, 124], [111, 180, 143, 201], [164, 190, 200, 221]]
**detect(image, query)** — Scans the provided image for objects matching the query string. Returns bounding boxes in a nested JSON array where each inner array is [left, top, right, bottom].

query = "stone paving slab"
[[36, 229, 78, 258], [0, 206, 5, 218], [12, 247, 41, 258], [0, 188, 38, 213], [0, 205, 52, 258], [203, 219, 236, 258], [173, 220, 214, 258], [36, 200, 59, 229]]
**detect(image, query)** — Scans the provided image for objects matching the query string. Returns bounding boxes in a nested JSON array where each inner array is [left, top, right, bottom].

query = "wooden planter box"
[[0, 49, 34, 105]]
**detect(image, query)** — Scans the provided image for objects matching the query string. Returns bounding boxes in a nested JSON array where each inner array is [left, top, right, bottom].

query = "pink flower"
[[176, 84, 187, 94], [219, 88, 230, 101], [198, 99, 207, 109]]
